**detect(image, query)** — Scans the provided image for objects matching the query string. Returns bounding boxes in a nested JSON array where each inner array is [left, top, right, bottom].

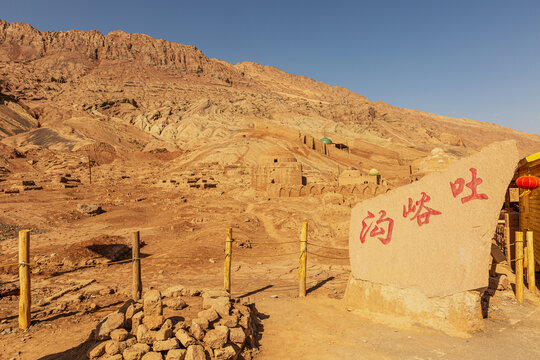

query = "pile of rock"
[[88, 287, 259, 360]]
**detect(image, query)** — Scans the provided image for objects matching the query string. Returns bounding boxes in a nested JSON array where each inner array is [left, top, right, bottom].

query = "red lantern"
[[516, 175, 540, 190]]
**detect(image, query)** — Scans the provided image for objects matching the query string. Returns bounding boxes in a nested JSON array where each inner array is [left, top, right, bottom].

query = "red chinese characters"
[[450, 168, 488, 204], [359, 210, 394, 245], [402, 192, 442, 226]]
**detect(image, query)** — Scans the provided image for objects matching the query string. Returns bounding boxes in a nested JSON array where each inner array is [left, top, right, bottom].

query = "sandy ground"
[[0, 160, 539, 360]]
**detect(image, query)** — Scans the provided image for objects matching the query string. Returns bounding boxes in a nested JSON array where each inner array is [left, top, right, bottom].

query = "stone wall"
[[252, 162, 303, 191], [266, 183, 388, 198], [299, 132, 376, 173], [338, 169, 379, 186]]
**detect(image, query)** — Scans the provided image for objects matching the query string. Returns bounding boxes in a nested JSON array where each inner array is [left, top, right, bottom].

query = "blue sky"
[[3, 0, 539, 134]]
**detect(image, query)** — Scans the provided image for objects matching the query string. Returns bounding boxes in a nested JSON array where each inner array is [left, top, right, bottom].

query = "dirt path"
[[256, 292, 540, 360]]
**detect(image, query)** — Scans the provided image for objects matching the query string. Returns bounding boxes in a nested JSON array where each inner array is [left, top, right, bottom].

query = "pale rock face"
[[189, 322, 205, 340], [142, 351, 163, 360], [202, 296, 231, 317], [185, 345, 206, 360], [143, 290, 163, 316], [164, 298, 187, 310], [95, 312, 125, 340], [123, 343, 151, 360], [197, 308, 219, 323], [348, 141, 519, 297], [153, 338, 179, 352], [165, 349, 187, 360], [175, 329, 196, 347], [131, 311, 144, 334], [136, 324, 156, 344], [88, 342, 107, 359], [218, 315, 238, 328], [203, 325, 229, 349], [110, 328, 129, 341], [229, 327, 246, 344], [106, 355, 124, 360], [214, 345, 237, 360]]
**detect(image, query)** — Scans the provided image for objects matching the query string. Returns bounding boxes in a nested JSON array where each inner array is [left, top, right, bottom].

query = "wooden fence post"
[[299, 222, 308, 297], [504, 213, 511, 264], [515, 231, 524, 302], [526, 231, 536, 292], [132, 230, 142, 301], [224, 228, 232, 293], [18, 230, 31, 330]]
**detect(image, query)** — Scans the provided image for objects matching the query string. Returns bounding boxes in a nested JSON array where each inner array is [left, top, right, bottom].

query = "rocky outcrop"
[[0, 20, 219, 74], [0, 19, 539, 164]]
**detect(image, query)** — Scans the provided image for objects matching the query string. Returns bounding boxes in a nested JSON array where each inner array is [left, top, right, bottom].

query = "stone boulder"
[[123, 343, 150, 360], [203, 326, 229, 349], [346, 140, 520, 335], [95, 312, 125, 340], [77, 204, 105, 215], [185, 345, 206, 360], [348, 140, 519, 296], [165, 349, 187, 360]]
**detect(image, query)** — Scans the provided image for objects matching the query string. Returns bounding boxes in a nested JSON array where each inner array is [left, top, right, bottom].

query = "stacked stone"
[[88, 288, 259, 360]]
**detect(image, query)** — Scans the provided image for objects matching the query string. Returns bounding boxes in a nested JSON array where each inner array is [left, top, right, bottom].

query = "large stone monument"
[[344, 141, 519, 336]]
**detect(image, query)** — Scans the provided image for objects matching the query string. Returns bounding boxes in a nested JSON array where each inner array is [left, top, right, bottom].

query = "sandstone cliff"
[[0, 19, 538, 179]]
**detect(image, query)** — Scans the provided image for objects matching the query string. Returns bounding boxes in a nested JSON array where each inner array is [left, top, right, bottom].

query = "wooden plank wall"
[[518, 159, 540, 270]]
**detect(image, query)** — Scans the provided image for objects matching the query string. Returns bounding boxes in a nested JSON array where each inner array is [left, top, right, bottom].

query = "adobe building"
[[339, 168, 382, 186], [252, 147, 303, 191]]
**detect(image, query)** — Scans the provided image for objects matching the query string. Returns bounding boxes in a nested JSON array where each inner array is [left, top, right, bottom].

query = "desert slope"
[[0, 19, 538, 178]]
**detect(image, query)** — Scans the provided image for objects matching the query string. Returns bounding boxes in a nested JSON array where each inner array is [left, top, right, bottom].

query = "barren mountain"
[[0, 19, 539, 180]]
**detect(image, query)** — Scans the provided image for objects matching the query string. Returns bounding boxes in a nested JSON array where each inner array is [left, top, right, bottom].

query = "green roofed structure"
[[320, 137, 333, 144]]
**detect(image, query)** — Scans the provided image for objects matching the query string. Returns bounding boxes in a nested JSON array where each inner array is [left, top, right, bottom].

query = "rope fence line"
[[232, 252, 300, 258], [0, 262, 21, 268], [247, 240, 299, 245], [309, 252, 350, 260], [5, 224, 356, 330], [244, 240, 348, 251], [308, 242, 349, 251], [0, 253, 216, 271], [7, 226, 535, 330]]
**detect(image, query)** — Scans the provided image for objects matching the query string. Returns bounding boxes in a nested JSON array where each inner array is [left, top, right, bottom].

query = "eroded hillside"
[[0, 19, 538, 182]]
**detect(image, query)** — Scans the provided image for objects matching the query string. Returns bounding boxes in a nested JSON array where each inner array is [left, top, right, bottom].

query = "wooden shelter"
[[516, 152, 540, 271]]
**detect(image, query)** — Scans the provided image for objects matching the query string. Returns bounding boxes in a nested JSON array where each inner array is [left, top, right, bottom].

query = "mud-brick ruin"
[[251, 148, 303, 191], [251, 144, 389, 199], [338, 168, 383, 186], [250, 121, 392, 200]]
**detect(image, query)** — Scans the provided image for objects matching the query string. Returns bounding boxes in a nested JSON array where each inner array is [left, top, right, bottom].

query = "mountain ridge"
[[0, 19, 538, 181]]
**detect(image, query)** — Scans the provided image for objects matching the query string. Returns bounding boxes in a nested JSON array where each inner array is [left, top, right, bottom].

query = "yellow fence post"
[[18, 230, 31, 330], [299, 222, 308, 297], [224, 228, 233, 293], [515, 231, 524, 302], [526, 231, 536, 292], [132, 230, 142, 301]]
